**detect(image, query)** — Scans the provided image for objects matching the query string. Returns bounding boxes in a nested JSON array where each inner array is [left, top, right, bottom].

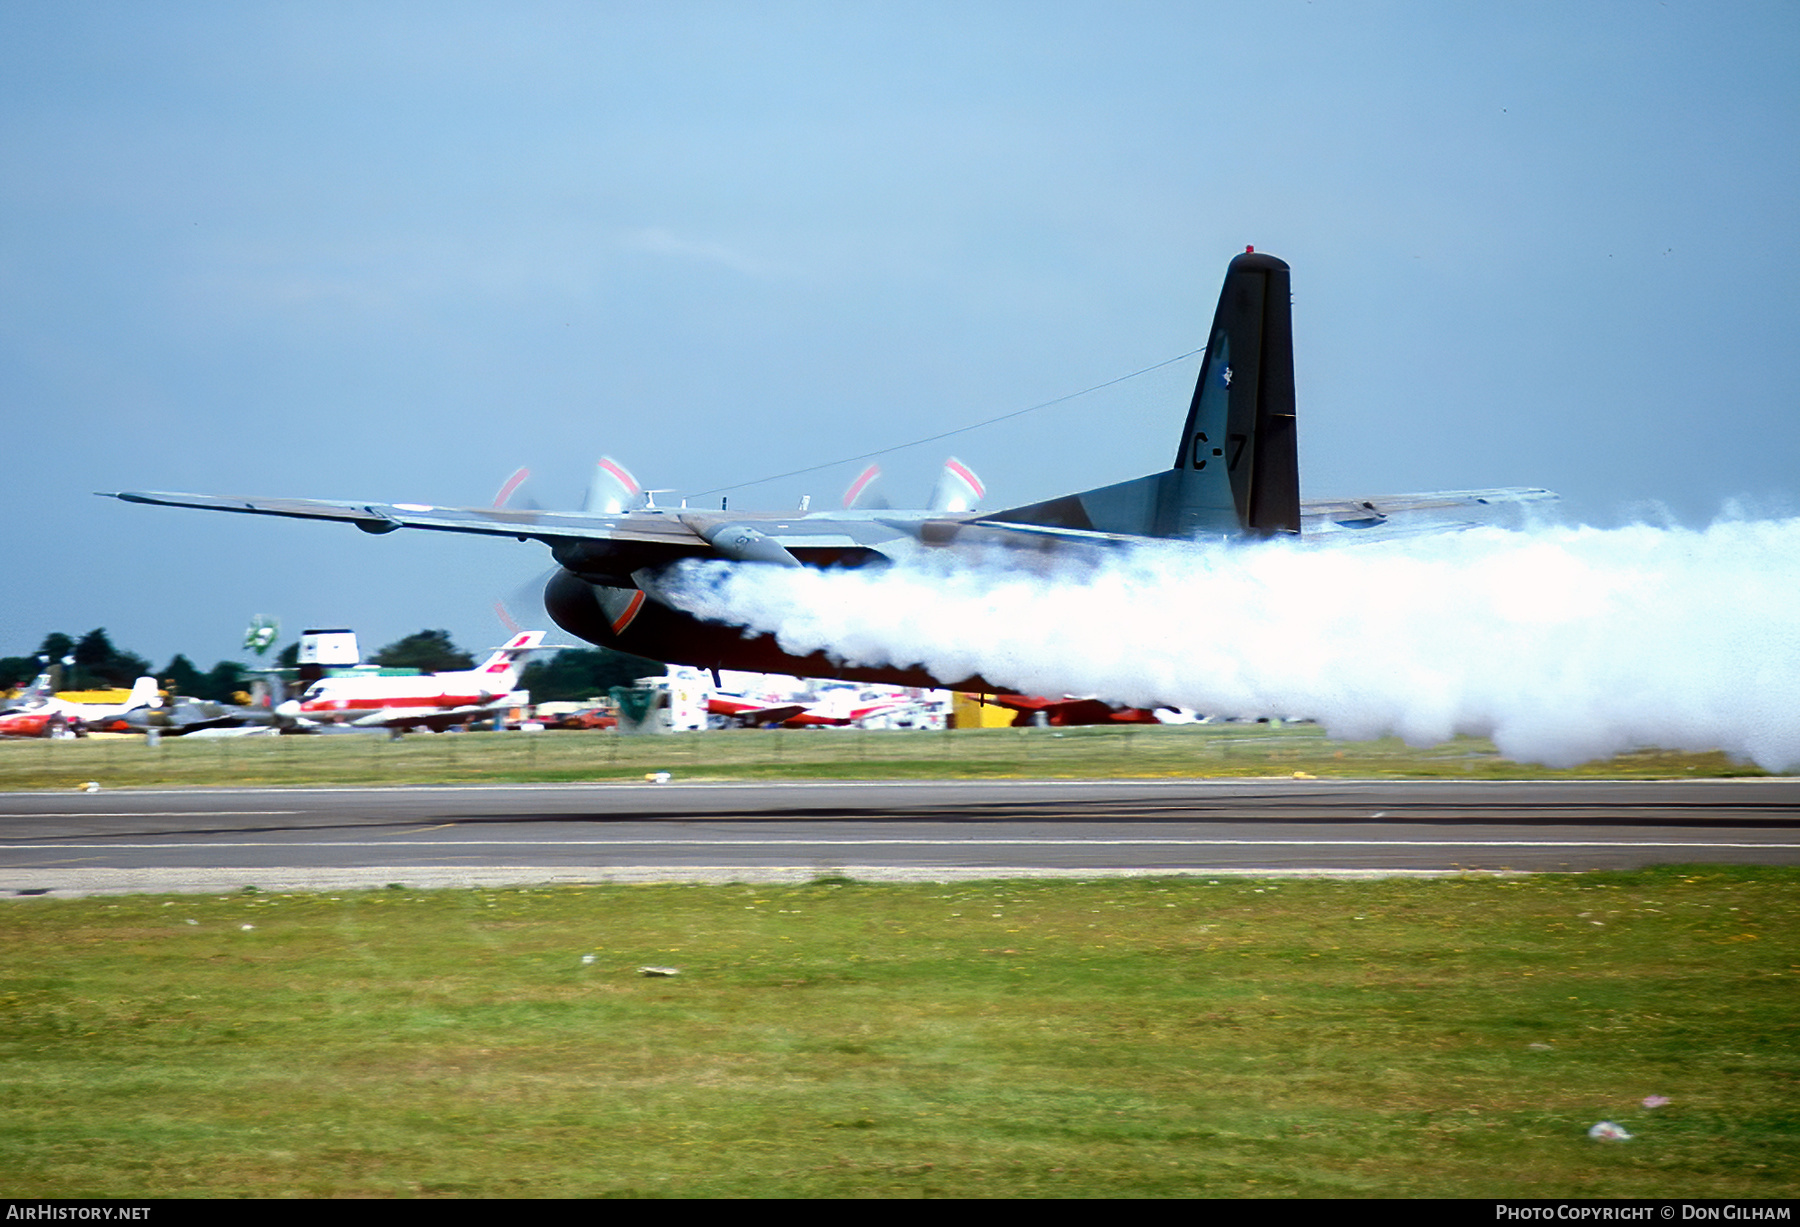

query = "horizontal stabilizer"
[[1301, 488, 1558, 537]]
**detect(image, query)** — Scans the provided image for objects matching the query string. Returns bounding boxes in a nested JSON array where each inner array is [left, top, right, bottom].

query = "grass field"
[[0, 722, 1775, 791], [2, 868, 1795, 1198], [4, 725, 1789, 1197]]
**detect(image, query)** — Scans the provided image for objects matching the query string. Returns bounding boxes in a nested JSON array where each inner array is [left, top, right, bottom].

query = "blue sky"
[[4, 1, 1796, 669]]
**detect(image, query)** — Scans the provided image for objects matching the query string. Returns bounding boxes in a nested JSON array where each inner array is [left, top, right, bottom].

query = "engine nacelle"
[[541, 567, 987, 690], [550, 537, 708, 588]]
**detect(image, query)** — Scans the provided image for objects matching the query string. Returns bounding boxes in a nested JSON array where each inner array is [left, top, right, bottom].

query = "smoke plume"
[[659, 516, 1800, 770]]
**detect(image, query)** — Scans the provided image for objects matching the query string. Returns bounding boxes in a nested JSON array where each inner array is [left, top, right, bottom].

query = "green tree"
[[0, 656, 39, 692], [198, 661, 251, 703], [371, 630, 474, 674], [68, 628, 152, 688], [110, 652, 154, 687], [72, 628, 117, 676], [161, 654, 208, 697], [519, 647, 663, 703]]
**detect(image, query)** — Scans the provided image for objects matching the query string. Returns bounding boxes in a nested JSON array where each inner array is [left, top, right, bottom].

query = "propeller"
[[489, 454, 988, 631], [929, 457, 984, 513], [842, 464, 890, 510], [583, 458, 641, 513], [839, 459, 984, 513], [492, 464, 554, 633], [491, 466, 541, 512], [492, 457, 645, 632]]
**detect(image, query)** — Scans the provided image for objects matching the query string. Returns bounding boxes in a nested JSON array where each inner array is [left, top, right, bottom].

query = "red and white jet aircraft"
[[777, 687, 919, 728], [705, 679, 920, 729], [705, 692, 810, 727], [0, 673, 159, 735], [275, 632, 547, 730]]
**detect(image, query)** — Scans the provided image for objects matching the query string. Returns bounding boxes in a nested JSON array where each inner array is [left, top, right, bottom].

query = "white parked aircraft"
[[275, 631, 547, 730]]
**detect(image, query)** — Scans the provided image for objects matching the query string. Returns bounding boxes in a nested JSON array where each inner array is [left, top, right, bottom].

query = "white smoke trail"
[[658, 517, 1800, 770]]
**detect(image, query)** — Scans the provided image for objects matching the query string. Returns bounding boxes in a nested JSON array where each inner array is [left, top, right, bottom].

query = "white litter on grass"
[[639, 966, 680, 977], [645, 772, 672, 784], [1588, 1121, 1633, 1141], [580, 954, 597, 965], [1642, 1095, 1670, 1109], [81, 782, 100, 793], [239, 924, 254, 931]]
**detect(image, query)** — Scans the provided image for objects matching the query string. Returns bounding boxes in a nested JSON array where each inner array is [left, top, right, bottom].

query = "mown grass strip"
[[0, 724, 1773, 792], [2, 867, 1795, 1197]]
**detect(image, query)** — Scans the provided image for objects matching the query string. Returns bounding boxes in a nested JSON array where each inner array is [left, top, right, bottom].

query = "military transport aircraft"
[[110, 251, 1554, 692]]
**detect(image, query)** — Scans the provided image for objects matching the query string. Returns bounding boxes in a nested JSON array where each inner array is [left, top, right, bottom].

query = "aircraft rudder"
[[476, 630, 549, 678], [471, 626, 540, 672], [979, 251, 1300, 541], [1169, 248, 1299, 537]]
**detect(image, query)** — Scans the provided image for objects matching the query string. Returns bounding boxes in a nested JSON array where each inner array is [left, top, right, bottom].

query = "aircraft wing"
[[964, 520, 1152, 545], [346, 704, 510, 730], [107, 491, 708, 548], [716, 702, 810, 726], [109, 484, 1558, 557], [1301, 487, 1557, 537]]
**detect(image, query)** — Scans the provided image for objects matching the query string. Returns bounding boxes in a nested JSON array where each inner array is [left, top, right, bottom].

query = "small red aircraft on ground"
[[0, 673, 158, 736], [0, 709, 73, 738], [987, 695, 1167, 727]]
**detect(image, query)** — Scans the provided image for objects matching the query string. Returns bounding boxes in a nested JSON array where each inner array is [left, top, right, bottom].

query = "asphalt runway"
[[2, 778, 1797, 896]]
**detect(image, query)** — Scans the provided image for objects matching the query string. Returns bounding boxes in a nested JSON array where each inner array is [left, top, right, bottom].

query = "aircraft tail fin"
[[1174, 248, 1298, 536], [471, 631, 548, 687], [126, 676, 159, 711], [983, 249, 1299, 539], [17, 671, 56, 706]]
